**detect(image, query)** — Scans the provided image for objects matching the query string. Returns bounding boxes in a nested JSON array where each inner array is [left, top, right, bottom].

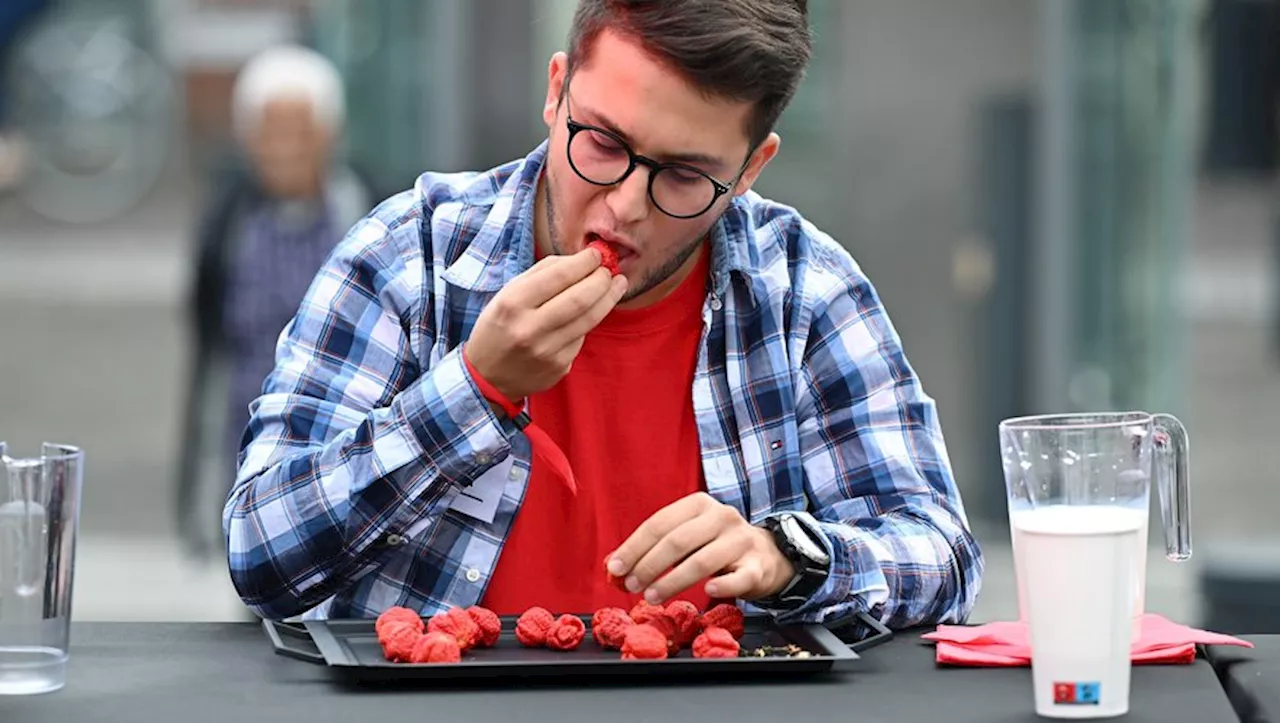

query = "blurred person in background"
[[224, 0, 982, 630], [176, 45, 372, 558], [0, 0, 49, 190]]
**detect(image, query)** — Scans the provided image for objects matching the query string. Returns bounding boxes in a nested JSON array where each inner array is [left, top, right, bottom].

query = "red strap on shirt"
[[461, 346, 576, 495]]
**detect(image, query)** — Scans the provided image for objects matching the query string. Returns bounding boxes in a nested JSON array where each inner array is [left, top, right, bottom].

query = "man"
[[179, 45, 371, 557], [223, 0, 983, 630]]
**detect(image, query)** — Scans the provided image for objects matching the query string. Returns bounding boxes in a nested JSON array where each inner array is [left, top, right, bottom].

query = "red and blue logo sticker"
[[1053, 682, 1101, 705]]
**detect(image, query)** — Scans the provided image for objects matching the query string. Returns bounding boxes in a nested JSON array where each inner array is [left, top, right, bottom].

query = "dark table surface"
[[1206, 636, 1280, 723], [0, 623, 1242, 723]]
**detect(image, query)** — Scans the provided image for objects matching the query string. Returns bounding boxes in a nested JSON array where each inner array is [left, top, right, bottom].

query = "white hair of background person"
[[231, 45, 345, 141]]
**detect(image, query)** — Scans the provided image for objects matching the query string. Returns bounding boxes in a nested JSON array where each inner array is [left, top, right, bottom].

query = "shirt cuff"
[[397, 345, 514, 486]]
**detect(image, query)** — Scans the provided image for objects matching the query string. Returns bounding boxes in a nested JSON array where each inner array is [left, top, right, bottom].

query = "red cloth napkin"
[[921, 614, 1253, 666]]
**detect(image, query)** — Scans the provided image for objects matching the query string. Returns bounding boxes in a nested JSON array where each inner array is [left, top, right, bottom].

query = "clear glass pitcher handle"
[[1152, 413, 1192, 561], [2, 457, 49, 598]]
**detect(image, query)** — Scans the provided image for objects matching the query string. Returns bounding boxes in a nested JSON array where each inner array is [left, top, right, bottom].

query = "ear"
[[543, 52, 569, 128], [732, 132, 781, 197]]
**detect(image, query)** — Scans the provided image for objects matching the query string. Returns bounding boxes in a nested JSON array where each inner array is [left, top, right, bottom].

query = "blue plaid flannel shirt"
[[223, 141, 984, 627]]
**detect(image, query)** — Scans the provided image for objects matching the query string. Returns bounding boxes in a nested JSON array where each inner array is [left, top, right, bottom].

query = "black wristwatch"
[[753, 512, 831, 611]]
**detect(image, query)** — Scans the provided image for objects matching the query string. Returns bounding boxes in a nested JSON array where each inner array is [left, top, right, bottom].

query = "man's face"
[[538, 30, 779, 307], [247, 97, 332, 200]]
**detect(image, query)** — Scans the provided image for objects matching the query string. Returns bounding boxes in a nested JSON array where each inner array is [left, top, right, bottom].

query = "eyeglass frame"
[[561, 83, 754, 220]]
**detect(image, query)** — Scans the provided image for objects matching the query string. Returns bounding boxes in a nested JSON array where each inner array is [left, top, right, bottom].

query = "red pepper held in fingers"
[[586, 238, 621, 276]]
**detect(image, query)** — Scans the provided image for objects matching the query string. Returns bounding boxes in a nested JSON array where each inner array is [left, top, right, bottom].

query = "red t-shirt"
[[482, 246, 712, 615]]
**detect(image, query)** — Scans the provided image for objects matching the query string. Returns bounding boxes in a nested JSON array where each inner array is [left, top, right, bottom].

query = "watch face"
[[780, 515, 829, 565]]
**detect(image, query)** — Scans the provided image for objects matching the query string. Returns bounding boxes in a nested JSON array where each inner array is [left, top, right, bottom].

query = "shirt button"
[[385, 533, 406, 547], [465, 568, 482, 583], [508, 467, 520, 480], [475, 453, 492, 466], [710, 297, 723, 312]]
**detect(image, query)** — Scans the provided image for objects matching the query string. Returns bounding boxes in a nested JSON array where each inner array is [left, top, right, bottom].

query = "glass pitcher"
[[999, 412, 1191, 636], [0, 442, 84, 695]]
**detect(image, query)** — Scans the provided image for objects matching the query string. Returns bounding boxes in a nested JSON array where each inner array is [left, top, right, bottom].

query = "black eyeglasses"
[[563, 90, 745, 219]]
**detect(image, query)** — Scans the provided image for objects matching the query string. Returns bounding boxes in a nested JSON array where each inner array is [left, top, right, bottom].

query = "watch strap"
[[755, 513, 830, 611]]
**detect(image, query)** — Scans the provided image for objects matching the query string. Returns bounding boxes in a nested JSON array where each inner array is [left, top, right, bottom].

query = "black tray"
[[264, 611, 891, 685]]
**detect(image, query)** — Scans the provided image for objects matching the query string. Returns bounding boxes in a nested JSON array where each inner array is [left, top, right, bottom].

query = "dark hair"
[[565, 0, 813, 149]]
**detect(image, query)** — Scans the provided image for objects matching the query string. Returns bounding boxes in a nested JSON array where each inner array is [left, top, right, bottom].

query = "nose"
[[604, 165, 652, 225]]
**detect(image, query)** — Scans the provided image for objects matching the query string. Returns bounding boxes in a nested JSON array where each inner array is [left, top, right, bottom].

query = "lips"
[[585, 231, 636, 261]]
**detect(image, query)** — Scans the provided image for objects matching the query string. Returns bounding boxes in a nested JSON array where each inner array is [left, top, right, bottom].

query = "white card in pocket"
[[446, 454, 515, 525]]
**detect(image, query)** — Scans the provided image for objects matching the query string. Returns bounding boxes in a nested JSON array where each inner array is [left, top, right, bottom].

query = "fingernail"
[[625, 576, 642, 593], [705, 583, 719, 597], [644, 588, 661, 604], [607, 558, 626, 576]]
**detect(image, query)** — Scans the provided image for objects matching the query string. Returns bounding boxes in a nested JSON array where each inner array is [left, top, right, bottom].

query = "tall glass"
[[1000, 412, 1191, 718], [0, 442, 84, 695]]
